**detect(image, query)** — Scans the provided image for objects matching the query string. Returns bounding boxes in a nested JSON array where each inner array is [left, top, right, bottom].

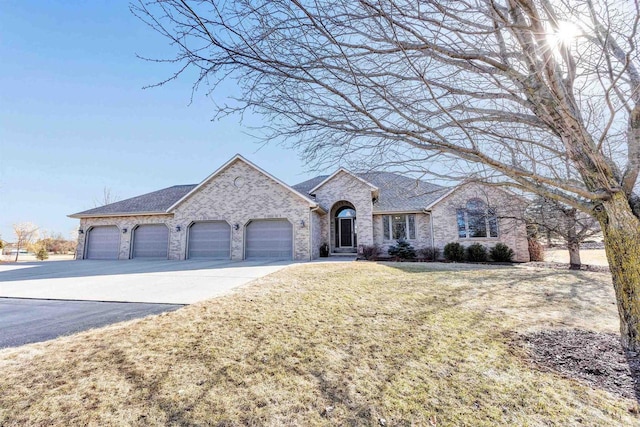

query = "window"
[[457, 199, 498, 238], [383, 214, 416, 240], [337, 208, 356, 218]]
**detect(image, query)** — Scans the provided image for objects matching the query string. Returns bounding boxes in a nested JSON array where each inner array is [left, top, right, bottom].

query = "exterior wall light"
[[78, 229, 84, 234], [234, 224, 240, 231], [300, 220, 305, 228], [122, 228, 128, 234], [176, 225, 181, 232]]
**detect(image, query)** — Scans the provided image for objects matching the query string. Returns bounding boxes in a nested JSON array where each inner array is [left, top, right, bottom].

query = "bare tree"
[[12, 222, 38, 262], [133, 1, 640, 350], [93, 187, 119, 208], [527, 197, 601, 268]]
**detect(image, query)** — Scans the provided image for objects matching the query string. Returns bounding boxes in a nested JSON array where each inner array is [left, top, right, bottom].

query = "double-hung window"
[[383, 214, 416, 240], [457, 199, 498, 238]]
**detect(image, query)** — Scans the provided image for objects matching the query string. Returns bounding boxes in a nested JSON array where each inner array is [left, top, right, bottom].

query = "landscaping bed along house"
[[0, 262, 637, 426], [357, 240, 519, 265]]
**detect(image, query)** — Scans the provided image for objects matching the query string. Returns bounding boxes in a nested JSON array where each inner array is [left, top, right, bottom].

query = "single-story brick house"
[[70, 154, 529, 261]]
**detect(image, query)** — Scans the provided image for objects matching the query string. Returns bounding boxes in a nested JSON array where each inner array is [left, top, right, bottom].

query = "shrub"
[[35, 246, 49, 261], [528, 238, 544, 261], [443, 242, 465, 262], [388, 239, 416, 260], [360, 244, 381, 260], [466, 243, 488, 262], [490, 243, 514, 262], [417, 246, 440, 261]]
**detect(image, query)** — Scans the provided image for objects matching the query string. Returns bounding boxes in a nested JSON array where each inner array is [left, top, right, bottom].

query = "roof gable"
[[167, 154, 319, 212], [309, 168, 378, 194], [424, 181, 527, 210], [294, 171, 449, 213]]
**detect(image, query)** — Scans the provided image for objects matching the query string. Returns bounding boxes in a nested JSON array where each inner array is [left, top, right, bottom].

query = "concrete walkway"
[[0, 259, 291, 304]]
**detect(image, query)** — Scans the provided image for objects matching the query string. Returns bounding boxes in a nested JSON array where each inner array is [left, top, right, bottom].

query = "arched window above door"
[[336, 208, 356, 218]]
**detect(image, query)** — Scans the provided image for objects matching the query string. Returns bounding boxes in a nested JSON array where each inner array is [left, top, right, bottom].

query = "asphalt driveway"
[[0, 259, 291, 349], [0, 259, 291, 304], [0, 298, 183, 349]]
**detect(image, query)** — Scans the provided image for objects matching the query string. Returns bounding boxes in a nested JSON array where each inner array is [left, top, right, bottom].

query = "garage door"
[[188, 221, 231, 259], [132, 224, 169, 258], [86, 226, 120, 260], [245, 219, 293, 259]]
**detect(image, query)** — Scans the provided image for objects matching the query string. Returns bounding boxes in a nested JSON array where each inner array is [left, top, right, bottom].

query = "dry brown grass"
[[0, 262, 636, 426], [544, 248, 609, 266]]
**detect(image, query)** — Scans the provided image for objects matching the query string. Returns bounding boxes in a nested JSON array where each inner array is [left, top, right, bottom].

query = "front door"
[[339, 218, 354, 248]]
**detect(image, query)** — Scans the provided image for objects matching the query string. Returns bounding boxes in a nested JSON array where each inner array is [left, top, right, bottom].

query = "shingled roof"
[[292, 171, 450, 212], [71, 170, 450, 218], [69, 184, 197, 218]]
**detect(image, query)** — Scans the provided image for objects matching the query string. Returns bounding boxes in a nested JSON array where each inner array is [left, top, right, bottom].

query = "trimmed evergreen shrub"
[[466, 243, 488, 262], [443, 242, 465, 262], [490, 243, 515, 262], [388, 239, 416, 260]]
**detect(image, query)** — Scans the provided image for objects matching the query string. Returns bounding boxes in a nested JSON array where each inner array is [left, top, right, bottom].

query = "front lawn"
[[0, 262, 636, 426]]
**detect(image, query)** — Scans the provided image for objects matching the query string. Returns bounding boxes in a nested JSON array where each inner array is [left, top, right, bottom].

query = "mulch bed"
[[518, 329, 640, 401]]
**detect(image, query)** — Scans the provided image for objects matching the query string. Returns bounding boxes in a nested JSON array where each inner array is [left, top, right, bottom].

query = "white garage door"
[[86, 226, 120, 260], [188, 221, 231, 259], [245, 219, 293, 259], [132, 224, 169, 259]]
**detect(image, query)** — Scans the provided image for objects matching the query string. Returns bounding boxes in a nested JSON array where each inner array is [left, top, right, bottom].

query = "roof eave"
[[372, 209, 426, 214], [423, 187, 458, 210], [68, 211, 173, 219]]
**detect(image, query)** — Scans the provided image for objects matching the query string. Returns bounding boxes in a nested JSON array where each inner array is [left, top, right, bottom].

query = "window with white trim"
[[457, 199, 498, 238], [383, 214, 416, 240]]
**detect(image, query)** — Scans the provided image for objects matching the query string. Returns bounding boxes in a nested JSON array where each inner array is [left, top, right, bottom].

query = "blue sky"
[[0, 1, 317, 242]]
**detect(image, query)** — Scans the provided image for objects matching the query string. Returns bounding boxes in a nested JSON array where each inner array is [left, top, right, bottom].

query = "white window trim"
[[383, 214, 416, 241], [457, 208, 499, 239]]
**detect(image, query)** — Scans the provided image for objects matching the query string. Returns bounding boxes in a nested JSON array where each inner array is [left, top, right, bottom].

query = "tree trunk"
[[566, 213, 581, 270], [598, 192, 640, 351], [567, 242, 581, 270]]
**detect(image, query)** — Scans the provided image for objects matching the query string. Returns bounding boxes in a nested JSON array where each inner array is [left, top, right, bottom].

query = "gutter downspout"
[[424, 209, 435, 250]]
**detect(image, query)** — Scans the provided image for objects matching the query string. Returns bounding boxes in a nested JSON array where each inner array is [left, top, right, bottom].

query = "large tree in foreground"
[[134, 0, 640, 349]]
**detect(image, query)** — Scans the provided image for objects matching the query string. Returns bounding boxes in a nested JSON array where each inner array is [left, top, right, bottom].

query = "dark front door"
[[339, 218, 353, 247]]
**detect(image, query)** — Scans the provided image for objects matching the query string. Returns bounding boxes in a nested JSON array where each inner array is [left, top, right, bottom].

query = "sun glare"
[[552, 20, 580, 45]]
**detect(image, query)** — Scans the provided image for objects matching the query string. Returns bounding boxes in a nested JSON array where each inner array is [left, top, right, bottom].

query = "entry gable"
[[167, 154, 321, 212], [309, 168, 378, 196]]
